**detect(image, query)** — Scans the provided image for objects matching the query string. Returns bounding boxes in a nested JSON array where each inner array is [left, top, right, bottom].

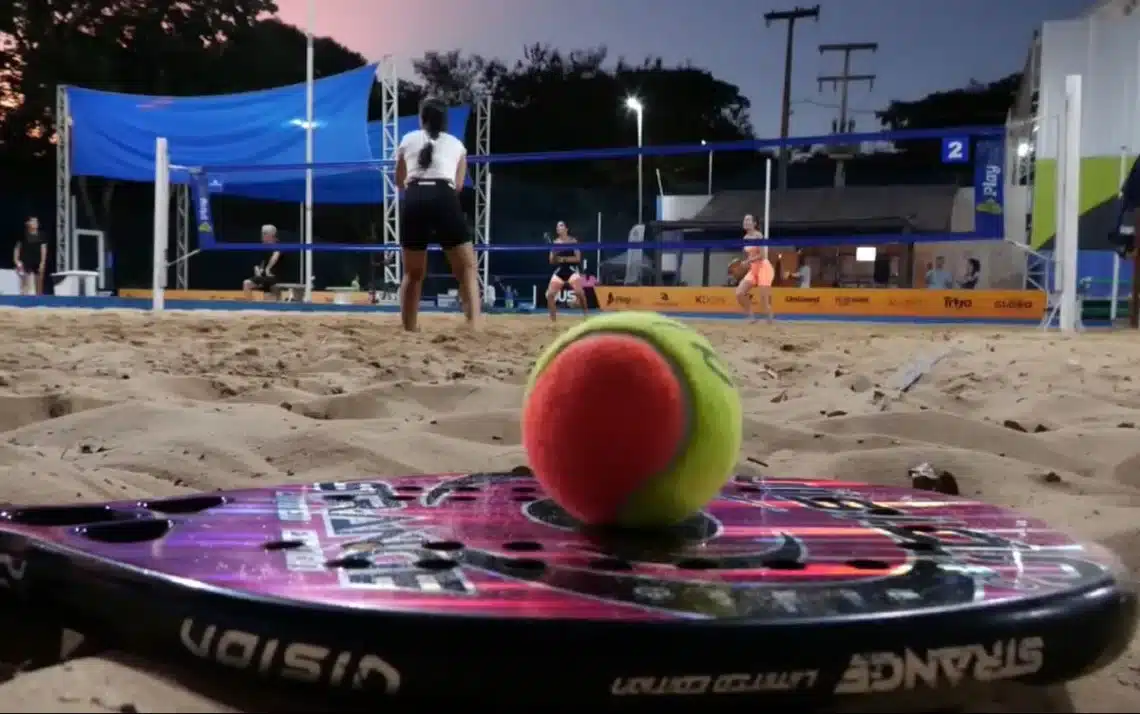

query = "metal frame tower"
[[378, 56, 401, 286], [175, 185, 189, 288], [473, 94, 492, 292], [54, 86, 71, 274]]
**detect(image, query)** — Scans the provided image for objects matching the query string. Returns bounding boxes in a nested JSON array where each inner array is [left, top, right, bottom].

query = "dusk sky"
[[274, 0, 1091, 139]]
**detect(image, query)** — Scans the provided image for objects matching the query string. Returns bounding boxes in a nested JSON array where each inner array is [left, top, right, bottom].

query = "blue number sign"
[[942, 137, 970, 164]]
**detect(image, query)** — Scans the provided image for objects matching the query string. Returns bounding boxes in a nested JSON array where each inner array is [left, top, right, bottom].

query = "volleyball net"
[[149, 117, 1082, 323]]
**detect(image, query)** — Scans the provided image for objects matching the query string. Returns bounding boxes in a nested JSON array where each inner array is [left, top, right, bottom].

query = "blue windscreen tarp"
[[68, 65, 377, 187], [217, 105, 473, 204]]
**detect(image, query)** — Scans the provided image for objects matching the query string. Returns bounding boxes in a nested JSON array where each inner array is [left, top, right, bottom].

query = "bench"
[[273, 283, 307, 302], [326, 286, 357, 305], [52, 270, 100, 297]]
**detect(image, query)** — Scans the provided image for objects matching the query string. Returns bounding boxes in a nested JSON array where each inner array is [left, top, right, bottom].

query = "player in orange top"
[[734, 214, 774, 323]]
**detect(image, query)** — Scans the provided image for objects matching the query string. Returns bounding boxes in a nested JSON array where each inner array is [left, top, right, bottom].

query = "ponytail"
[[416, 98, 447, 170], [417, 142, 434, 170]]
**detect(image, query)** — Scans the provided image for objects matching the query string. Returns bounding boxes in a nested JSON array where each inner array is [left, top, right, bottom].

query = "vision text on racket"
[[834, 636, 1044, 694], [611, 669, 817, 696], [180, 619, 401, 693]]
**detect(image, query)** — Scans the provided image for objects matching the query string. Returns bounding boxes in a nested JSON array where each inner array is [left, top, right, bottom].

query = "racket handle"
[[0, 606, 101, 673]]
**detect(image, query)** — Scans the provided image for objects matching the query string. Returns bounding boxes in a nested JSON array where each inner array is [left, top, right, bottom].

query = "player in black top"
[[545, 221, 588, 322], [242, 225, 286, 301], [13, 217, 46, 295]]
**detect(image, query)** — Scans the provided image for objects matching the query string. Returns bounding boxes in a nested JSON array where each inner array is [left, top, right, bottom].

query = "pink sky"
[[272, 0, 1088, 139]]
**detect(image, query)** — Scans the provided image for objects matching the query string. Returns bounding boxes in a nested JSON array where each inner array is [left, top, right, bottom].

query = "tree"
[[412, 50, 508, 106], [0, 0, 280, 238], [0, 0, 279, 165], [406, 45, 756, 188], [874, 73, 1020, 167], [876, 73, 1021, 131]]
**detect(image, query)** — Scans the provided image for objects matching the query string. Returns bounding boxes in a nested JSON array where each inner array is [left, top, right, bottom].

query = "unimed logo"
[[943, 297, 973, 309], [785, 295, 821, 304]]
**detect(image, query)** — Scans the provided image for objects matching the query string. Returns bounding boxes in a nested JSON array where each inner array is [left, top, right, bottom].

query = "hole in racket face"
[[423, 540, 464, 552], [77, 518, 173, 543], [326, 556, 372, 569], [264, 540, 306, 551], [4, 505, 133, 527], [415, 558, 458, 571], [847, 559, 891, 570], [139, 495, 227, 515]]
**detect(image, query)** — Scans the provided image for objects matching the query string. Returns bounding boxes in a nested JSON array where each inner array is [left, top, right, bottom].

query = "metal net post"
[[378, 56, 401, 287], [473, 94, 492, 294], [176, 184, 190, 289], [55, 85, 71, 274]]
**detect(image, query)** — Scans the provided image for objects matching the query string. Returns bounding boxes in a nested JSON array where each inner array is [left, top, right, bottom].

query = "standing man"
[[924, 256, 954, 289], [788, 251, 812, 288], [13, 217, 46, 296]]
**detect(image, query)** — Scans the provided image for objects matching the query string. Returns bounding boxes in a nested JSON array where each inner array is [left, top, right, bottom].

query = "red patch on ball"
[[521, 333, 687, 525]]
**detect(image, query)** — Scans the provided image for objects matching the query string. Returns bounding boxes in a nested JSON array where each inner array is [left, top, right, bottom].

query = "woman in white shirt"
[[395, 98, 479, 330]]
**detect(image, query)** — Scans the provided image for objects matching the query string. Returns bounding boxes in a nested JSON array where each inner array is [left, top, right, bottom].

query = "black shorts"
[[552, 265, 579, 283], [400, 180, 470, 251], [250, 275, 278, 291]]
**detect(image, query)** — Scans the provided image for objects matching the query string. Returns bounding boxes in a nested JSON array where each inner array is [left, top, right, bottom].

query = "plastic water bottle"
[[505, 286, 515, 310]]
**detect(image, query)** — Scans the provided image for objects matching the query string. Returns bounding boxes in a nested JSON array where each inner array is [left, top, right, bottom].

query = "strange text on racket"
[[834, 636, 1044, 694]]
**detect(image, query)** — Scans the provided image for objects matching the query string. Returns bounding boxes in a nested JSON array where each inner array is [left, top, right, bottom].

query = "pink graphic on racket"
[[0, 471, 1134, 710]]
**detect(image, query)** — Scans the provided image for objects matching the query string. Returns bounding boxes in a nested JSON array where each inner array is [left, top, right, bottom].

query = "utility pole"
[[765, 5, 820, 193], [817, 42, 877, 187]]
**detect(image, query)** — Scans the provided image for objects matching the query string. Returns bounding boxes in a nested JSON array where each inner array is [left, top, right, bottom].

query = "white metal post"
[[1111, 147, 1128, 322], [763, 158, 773, 238], [302, 0, 315, 302], [636, 110, 644, 224], [152, 138, 171, 312], [1058, 75, 1082, 333], [596, 212, 602, 278]]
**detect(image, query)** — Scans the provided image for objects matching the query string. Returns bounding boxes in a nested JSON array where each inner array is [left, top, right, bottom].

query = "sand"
[[0, 308, 1136, 712]]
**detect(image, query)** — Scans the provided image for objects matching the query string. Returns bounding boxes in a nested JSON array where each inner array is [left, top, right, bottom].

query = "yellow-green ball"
[[522, 311, 742, 528]]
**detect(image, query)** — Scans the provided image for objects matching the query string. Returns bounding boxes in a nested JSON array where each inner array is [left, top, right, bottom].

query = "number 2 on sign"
[[942, 138, 968, 164]]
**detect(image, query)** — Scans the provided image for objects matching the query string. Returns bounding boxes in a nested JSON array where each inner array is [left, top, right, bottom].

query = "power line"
[[791, 98, 878, 115], [764, 5, 820, 192]]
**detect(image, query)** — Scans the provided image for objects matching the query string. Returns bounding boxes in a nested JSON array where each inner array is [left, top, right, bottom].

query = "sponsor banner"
[[188, 172, 215, 238], [119, 289, 376, 305], [595, 287, 1044, 321], [974, 138, 1005, 238]]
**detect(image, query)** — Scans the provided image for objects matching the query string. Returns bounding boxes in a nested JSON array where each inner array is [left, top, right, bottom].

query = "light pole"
[[302, 0, 315, 302], [701, 140, 713, 195], [625, 97, 644, 224]]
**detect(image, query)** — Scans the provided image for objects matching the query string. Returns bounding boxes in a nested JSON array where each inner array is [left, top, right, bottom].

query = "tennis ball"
[[521, 312, 742, 528]]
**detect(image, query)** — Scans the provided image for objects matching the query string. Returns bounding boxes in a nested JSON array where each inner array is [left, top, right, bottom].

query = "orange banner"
[[595, 287, 1044, 321], [119, 289, 376, 305]]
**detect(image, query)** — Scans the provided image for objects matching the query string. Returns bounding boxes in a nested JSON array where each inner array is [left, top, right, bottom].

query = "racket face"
[[0, 472, 1134, 706]]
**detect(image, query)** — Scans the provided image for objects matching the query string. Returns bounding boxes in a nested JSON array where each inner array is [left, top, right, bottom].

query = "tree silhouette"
[[876, 73, 1020, 131], [874, 72, 1020, 170], [0, 5, 762, 286]]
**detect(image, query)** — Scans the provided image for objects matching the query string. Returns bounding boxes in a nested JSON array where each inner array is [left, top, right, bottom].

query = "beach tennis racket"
[[0, 471, 1134, 711], [728, 259, 747, 283]]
